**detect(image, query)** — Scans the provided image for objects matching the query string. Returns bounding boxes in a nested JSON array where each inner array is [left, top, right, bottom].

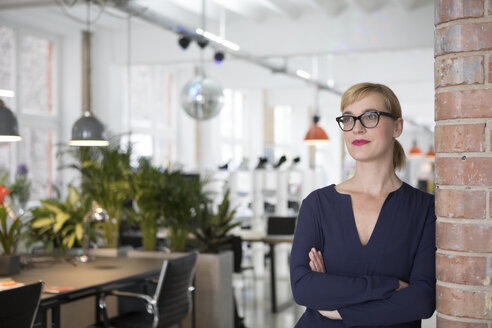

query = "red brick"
[[437, 317, 489, 328], [435, 188, 487, 218], [435, 124, 486, 152], [436, 253, 487, 285], [437, 285, 492, 319], [435, 22, 492, 55], [435, 89, 492, 120], [435, 157, 492, 186], [435, 56, 484, 87], [435, 0, 485, 25], [437, 221, 492, 252]]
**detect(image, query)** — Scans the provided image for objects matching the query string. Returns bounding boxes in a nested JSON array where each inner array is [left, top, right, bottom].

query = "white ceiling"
[[0, 0, 436, 125]]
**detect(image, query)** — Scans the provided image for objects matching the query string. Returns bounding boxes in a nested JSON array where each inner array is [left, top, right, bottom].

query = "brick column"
[[434, 0, 492, 327]]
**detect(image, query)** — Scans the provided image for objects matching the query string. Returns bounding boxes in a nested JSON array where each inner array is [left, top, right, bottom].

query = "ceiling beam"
[[310, 0, 349, 16], [261, 0, 303, 19], [0, 0, 55, 10], [353, 0, 390, 13], [104, 0, 342, 95]]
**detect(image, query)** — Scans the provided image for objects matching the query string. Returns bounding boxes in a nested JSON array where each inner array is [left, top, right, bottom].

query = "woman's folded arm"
[[337, 205, 436, 326], [290, 200, 399, 310]]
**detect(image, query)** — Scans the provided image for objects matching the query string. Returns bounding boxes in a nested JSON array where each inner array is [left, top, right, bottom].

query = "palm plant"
[[131, 157, 166, 251], [162, 171, 208, 252]]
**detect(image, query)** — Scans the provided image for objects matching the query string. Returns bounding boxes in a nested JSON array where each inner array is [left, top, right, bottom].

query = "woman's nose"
[[352, 119, 366, 133]]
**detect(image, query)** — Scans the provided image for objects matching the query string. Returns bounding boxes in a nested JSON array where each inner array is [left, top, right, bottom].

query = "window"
[[127, 65, 177, 166], [265, 104, 297, 165], [219, 89, 245, 168], [0, 24, 58, 200]]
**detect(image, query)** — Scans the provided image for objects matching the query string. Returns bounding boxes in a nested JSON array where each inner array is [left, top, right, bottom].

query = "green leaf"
[[67, 186, 80, 210], [75, 223, 83, 241], [63, 234, 75, 249], [43, 202, 63, 215], [53, 212, 70, 233], [32, 218, 55, 228]]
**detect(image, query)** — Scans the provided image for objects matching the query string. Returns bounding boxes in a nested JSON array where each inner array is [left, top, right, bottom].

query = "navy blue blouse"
[[290, 182, 436, 327]]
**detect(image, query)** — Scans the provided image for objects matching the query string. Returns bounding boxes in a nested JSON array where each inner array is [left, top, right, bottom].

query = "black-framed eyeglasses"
[[335, 111, 397, 132]]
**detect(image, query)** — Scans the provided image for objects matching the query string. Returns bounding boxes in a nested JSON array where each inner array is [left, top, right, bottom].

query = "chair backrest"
[[267, 216, 297, 235], [153, 251, 198, 328], [0, 281, 44, 328]]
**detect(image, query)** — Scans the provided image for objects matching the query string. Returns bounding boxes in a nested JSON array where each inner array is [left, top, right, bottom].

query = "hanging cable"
[[200, 0, 206, 76], [126, 12, 132, 133]]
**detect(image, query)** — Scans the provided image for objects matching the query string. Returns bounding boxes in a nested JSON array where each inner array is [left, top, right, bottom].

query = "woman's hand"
[[319, 310, 342, 320], [308, 248, 342, 320], [309, 247, 326, 273], [397, 279, 409, 291]]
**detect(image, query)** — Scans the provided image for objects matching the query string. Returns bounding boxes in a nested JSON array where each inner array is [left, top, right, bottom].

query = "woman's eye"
[[341, 117, 352, 123], [366, 113, 378, 120]]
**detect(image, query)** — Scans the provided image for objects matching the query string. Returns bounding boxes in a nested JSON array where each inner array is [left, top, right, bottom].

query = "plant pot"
[[192, 251, 234, 328], [0, 255, 20, 275]]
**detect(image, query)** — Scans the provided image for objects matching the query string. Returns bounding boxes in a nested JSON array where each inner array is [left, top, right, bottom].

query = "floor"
[[234, 269, 437, 328]]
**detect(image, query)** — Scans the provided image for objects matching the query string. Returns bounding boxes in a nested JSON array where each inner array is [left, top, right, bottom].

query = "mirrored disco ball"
[[180, 75, 224, 120]]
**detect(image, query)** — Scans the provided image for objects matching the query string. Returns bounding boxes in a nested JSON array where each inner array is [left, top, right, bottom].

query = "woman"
[[290, 82, 436, 327]]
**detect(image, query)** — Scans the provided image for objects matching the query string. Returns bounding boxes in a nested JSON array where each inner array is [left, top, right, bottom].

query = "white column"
[[252, 169, 265, 276], [275, 169, 290, 278], [196, 117, 220, 171]]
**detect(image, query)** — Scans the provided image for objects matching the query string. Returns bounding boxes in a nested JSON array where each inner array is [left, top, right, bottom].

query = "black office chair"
[[97, 251, 198, 328], [0, 281, 44, 328]]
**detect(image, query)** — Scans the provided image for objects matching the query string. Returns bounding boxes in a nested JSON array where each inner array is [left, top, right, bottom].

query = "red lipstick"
[[352, 139, 370, 146]]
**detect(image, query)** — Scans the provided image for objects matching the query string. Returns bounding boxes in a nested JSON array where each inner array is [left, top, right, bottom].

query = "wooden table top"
[[10, 256, 164, 301]]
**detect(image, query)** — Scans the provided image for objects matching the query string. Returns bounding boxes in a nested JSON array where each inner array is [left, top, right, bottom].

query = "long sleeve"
[[338, 202, 436, 326], [290, 196, 399, 311]]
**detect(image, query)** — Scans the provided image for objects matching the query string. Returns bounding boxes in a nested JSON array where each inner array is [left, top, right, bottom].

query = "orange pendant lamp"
[[304, 87, 329, 145], [426, 146, 435, 159], [304, 115, 329, 145], [409, 140, 423, 157]]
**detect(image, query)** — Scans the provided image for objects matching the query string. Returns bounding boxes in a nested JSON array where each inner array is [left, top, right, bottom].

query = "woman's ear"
[[393, 118, 403, 138]]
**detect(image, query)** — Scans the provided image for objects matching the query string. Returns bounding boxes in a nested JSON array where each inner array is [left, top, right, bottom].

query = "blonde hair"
[[340, 82, 406, 171]]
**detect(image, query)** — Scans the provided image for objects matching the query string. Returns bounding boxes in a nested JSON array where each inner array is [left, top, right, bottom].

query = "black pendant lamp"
[[69, 1, 108, 147], [0, 99, 21, 142]]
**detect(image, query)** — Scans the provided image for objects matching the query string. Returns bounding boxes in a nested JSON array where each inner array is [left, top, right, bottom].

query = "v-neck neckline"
[[332, 182, 405, 248]]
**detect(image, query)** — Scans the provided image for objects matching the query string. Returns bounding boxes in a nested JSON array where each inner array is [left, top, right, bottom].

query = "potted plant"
[[0, 185, 23, 274], [162, 171, 206, 252], [62, 139, 133, 248], [192, 189, 240, 253], [131, 157, 166, 251], [27, 185, 91, 254]]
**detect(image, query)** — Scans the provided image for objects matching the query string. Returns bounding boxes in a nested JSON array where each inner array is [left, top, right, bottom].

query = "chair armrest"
[[108, 290, 155, 306]]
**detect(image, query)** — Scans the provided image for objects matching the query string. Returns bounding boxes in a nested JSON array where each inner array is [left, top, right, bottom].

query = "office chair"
[[97, 251, 198, 328], [0, 281, 44, 328]]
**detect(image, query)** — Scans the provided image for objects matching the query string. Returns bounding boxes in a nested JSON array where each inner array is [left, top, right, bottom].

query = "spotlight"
[[214, 51, 225, 64], [178, 36, 191, 50], [196, 37, 209, 49]]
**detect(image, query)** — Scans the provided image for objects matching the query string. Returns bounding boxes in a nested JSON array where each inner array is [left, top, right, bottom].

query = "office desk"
[[12, 256, 163, 328], [239, 232, 294, 313]]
